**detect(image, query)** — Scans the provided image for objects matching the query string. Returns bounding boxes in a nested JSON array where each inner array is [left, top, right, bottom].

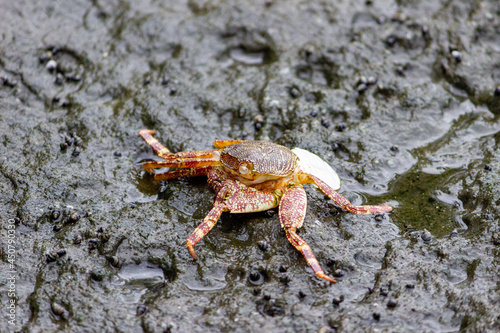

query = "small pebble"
[[46, 59, 57, 71], [395, 66, 405, 76], [51, 210, 61, 220], [321, 118, 331, 128], [333, 269, 344, 277], [253, 114, 264, 130], [108, 255, 121, 268], [69, 212, 80, 223], [257, 240, 269, 251], [289, 87, 301, 98], [73, 136, 83, 146], [114, 150, 122, 157], [39, 53, 50, 63], [54, 73, 64, 85], [279, 275, 291, 284], [2, 76, 17, 87], [46, 251, 59, 262], [248, 270, 264, 285], [449, 229, 458, 237], [161, 76, 170, 86], [51, 302, 69, 320], [72, 147, 81, 157], [494, 87, 500, 97], [421, 229, 431, 242], [373, 312, 381, 321], [299, 123, 308, 133], [101, 232, 110, 243], [238, 107, 246, 118], [332, 295, 344, 305], [73, 234, 82, 244], [356, 83, 368, 93], [357, 76, 367, 85], [326, 258, 336, 267], [64, 135, 74, 146], [253, 114, 264, 123], [367, 76, 377, 85], [386, 36, 397, 47], [65, 73, 82, 82], [422, 25, 430, 38], [136, 305, 148, 316], [387, 298, 398, 308], [451, 50, 462, 63], [336, 123, 346, 132]]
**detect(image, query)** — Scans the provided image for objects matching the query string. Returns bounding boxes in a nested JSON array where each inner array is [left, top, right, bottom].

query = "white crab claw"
[[292, 148, 341, 190]]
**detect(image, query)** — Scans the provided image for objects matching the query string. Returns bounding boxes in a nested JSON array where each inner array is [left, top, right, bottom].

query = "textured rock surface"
[[1, 1, 499, 332]]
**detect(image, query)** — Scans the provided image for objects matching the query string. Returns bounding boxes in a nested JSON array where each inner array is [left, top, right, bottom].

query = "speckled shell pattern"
[[220, 141, 298, 177]]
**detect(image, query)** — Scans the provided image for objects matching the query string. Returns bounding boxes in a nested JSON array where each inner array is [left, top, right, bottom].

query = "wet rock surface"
[[1, 1, 499, 332]]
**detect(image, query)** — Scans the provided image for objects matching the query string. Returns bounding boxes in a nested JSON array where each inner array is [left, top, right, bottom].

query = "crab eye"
[[212, 150, 221, 160], [238, 164, 249, 175]]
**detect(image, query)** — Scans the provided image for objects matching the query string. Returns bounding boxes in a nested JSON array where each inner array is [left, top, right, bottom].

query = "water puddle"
[[110, 262, 166, 303], [183, 265, 227, 291], [116, 262, 165, 287]]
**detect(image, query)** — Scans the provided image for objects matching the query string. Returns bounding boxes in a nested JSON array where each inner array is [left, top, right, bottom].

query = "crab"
[[139, 129, 392, 283]]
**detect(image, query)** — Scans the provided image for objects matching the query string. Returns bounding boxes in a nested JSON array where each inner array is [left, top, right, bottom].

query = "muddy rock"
[[1, 1, 499, 332]]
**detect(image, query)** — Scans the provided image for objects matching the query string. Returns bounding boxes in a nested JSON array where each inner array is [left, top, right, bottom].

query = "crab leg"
[[212, 139, 247, 148], [187, 180, 279, 260], [187, 203, 226, 259], [308, 175, 392, 214], [152, 166, 213, 181], [279, 185, 336, 283], [142, 156, 221, 173], [139, 129, 173, 158]]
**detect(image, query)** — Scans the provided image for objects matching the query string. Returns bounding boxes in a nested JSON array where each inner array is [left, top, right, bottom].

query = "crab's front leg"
[[279, 185, 336, 283], [186, 180, 279, 260], [308, 175, 392, 214]]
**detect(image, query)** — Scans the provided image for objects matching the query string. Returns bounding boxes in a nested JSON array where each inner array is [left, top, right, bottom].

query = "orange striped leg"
[[308, 175, 392, 214], [187, 203, 226, 260], [142, 156, 220, 173], [139, 129, 172, 158], [153, 166, 212, 181], [212, 139, 247, 148], [279, 185, 336, 283]]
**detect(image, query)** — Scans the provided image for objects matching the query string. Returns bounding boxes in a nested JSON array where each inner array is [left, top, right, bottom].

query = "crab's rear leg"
[[279, 185, 336, 283], [308, 174, 392, 214]]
